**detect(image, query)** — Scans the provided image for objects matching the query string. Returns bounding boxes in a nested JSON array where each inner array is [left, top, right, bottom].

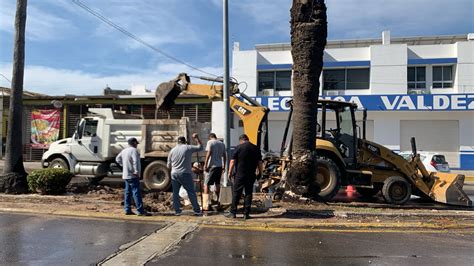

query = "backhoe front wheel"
[[313, 157, 341, 201], [382, 176, 412, 205]]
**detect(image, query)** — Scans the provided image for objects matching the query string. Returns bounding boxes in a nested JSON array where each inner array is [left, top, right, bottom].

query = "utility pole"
[[1, 0, 28, 193], [223, 0, 230, 178]]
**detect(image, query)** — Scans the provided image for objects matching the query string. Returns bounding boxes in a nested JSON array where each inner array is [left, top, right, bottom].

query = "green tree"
[[1, 0, 28, 193], [287, 0, 327, 198]]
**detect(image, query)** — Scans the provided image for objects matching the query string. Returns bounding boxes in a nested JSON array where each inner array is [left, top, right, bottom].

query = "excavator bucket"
[[155, 81, 182, 111], [428, 172, 472, 207]]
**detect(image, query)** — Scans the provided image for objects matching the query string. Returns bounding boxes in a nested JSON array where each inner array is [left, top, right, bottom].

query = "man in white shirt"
[[116, 138, 150, 216]]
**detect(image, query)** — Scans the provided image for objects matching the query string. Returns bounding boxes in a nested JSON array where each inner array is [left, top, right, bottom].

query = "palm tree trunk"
[[287, 0, 327, 197], [1, 0, 28, 193]]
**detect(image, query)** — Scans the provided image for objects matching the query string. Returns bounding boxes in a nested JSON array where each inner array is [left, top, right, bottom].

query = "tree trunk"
[[1, 0, 28, 194], [287, 0, 327, 198]]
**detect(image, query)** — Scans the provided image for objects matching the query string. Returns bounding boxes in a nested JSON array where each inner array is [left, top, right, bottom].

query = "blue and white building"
[[212, 31, 474, 170]]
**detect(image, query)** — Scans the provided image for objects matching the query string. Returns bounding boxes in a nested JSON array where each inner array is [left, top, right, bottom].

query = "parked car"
[[398, 151, 451, 173]]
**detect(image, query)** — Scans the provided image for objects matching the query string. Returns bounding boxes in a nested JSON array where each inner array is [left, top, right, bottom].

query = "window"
[[83, 119, 98, 137], [407, 66, 426, 89], [323, 68, 370, 90], [433, 66, 453, 88], [258, 71, 291, 91]]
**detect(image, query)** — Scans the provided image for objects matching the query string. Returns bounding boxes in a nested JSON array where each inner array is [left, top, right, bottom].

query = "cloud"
[[73, 0, 203, 50], [232, 0, 290, 36], [0, 0, 78, 41], [229, 0, 473, 40], [326, 0, 474, 38], [0, 63, 222, 96]]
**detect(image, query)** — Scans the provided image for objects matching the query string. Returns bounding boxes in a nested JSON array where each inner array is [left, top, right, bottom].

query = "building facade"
[[213, 31, 474, 169]]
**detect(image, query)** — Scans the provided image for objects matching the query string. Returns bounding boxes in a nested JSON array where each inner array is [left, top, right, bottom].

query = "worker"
[[203, 133, 226, 211], [167, 133, 203, 216], [116, 137, 150, 216], [225, 134, 263, 219]]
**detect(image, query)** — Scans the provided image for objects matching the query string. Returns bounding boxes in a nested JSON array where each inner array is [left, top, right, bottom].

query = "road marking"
[[99, 222, 198, 265]]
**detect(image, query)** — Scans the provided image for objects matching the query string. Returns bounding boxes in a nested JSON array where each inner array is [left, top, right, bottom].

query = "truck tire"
[[314, 157, 341, 201], [143, 161, 171, 191], [382, 176, 412, 205], [357, 185, 381, 198], [49, 158, 69, 170]]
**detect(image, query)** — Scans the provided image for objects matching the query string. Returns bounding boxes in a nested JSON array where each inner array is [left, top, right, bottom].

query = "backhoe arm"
[[155, 73, 270, 149]]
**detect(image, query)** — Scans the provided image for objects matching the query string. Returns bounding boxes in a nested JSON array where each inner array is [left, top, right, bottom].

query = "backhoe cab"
[[273, 99, 472, 206]]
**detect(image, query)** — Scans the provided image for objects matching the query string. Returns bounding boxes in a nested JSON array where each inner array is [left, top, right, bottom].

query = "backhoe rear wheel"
[[382, 176, 412, 205], [314, 157, 341, 201]]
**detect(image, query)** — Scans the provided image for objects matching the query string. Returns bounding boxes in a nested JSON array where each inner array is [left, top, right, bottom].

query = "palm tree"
[[1, 0, 28, 193], [287, 0, 327, 198]]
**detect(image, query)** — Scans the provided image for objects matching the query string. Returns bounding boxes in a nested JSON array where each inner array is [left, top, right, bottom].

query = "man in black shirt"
[[226, 134, 263, 219]]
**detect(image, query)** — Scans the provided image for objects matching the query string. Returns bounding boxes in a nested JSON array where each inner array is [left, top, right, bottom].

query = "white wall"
[[370, 44, 408, 94], [232, 50, 258, 96], [456, 41, 474, 93], [257, 51, 293, 65], [408, 44, 456, 59], [324, 47, 370, 62]]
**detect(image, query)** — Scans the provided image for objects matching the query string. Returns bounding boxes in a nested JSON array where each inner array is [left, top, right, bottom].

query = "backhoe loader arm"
[[155, 73, 269, 149]]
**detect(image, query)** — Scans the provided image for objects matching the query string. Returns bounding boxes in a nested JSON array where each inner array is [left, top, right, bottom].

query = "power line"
[[0, 73, 11, 84], [71, 0, 218, 77]]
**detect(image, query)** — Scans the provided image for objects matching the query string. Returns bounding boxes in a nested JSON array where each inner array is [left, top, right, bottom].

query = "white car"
[[398, 151, 451, 173]]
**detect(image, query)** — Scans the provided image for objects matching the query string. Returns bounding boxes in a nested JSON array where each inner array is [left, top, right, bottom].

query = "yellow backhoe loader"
[[155, 73, 472, 207], [268, 100, 472, 207]]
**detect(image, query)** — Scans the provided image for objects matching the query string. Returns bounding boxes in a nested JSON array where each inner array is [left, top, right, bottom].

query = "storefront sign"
[[31, 109, 61, 148], [255, 94, 474, 112]]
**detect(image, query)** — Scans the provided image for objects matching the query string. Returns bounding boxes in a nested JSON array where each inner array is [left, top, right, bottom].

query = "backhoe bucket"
[[428, 172, 472, 207], [155, 81, 182, 111]]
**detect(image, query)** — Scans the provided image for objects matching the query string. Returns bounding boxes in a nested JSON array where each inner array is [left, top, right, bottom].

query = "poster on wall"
[[31, 109, 60, 148]]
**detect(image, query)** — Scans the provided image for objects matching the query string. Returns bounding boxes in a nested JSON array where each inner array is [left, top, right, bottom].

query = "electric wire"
[[71, 0, 218, 77]]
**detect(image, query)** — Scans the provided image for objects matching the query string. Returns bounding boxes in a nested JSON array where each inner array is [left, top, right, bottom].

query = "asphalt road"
[[150, 227, 474, 265], [0, 212, 164, 265]]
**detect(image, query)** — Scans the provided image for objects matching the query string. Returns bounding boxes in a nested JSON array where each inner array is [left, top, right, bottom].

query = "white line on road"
[[99, 222, 198, 266]]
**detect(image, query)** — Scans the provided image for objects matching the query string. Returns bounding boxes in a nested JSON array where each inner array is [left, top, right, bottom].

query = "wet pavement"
[[150, 227, 474, 265], [0, 212, 164, 265]]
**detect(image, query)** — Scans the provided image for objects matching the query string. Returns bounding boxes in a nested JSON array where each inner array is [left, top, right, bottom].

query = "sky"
[[0, 0, 473, 95]]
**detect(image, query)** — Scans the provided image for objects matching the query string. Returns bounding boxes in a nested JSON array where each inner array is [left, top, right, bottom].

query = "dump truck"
[[155, 73, 472, 207], [41, 108, 210, 190]]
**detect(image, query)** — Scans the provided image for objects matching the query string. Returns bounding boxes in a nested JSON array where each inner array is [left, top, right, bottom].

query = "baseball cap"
[[177, 136, 186, 144], [128, 137, 139, 145]]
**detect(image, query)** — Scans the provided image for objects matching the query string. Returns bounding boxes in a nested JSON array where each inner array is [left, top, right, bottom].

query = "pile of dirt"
[[143, 192, 174, 212]]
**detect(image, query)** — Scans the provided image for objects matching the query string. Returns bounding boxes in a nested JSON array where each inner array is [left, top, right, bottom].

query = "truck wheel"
[[143, 161, 171, 191], [314, 157, 341, 201], [49, 158, 69, 170], [382, 176, 412, 205], [357, 185, 381, 198]]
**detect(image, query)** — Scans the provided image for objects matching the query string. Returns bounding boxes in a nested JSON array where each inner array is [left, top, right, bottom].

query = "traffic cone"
[[346, 185, 355, 197]]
